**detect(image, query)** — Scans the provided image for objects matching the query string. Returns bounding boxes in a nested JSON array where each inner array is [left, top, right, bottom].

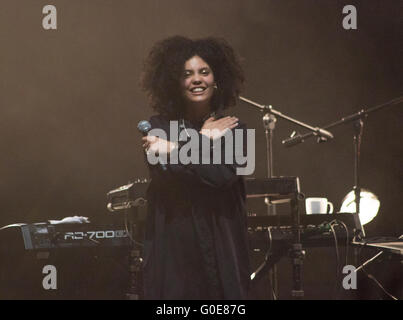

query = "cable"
[[266, 226, 273, 256], [339, 221, 349, 266], [328, 222, 341, 299], [271, 285, 278, 301], [329, 219, 352, 299], [331, 220, 350, 266], [329, 219, 349, 298], [265, 227, 277, 300], [361, 268, 398, 300], [329, 223, 340, 278], [358, 249, 398, 300]]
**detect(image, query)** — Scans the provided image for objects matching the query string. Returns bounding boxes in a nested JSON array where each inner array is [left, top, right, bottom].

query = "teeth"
[[191, 87, 205, 92]]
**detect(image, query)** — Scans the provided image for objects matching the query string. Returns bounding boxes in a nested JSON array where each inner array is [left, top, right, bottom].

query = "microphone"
[[137, 120, 167, 171], [316, 128, 334, 140], [282, 133, 304, 147], [282, 128, 334, 147], [137, 120, 152, 135]]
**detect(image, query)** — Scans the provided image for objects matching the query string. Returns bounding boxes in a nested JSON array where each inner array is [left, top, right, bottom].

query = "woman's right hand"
[[200, 116, 239, 140], [142, 136, 177, 156]]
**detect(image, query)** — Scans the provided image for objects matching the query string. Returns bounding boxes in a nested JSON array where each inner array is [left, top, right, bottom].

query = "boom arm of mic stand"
[[239, 96, 334, 142], [282, 95, 403, 147]]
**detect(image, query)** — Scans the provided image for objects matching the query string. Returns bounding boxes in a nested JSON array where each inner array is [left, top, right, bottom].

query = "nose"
[[191, 73, 202, 84]]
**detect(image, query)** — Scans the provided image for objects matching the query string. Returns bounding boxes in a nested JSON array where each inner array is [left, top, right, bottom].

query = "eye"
[[201, 68, 210, 75], [183, 70, 192, 78]]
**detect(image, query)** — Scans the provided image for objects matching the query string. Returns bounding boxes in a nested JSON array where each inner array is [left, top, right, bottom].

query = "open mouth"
[[190, 87, 207, 94]]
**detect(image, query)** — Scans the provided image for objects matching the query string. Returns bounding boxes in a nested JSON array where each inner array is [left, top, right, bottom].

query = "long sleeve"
[[143, 114, 251, 300], [147, 115, 249, 189]]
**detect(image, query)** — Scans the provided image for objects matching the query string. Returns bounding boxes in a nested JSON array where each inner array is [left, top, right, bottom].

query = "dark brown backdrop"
[[1, 0, 402, 299]]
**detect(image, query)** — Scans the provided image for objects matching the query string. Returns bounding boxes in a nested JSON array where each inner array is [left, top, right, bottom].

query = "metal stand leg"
[[127, 247, 143, 300], [263, 113, 279, 299], [125, 209, 144, 300], [290, 197, 305, 299]]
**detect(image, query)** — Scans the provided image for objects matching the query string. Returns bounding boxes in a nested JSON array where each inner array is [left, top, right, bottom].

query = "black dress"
[[142, 114, 250, 300]]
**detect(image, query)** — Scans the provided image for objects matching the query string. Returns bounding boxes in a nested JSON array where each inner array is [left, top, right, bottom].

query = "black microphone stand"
[[240, 96, 335, 299], [282, 96, 403, 242], [262, 113, 278, 298]]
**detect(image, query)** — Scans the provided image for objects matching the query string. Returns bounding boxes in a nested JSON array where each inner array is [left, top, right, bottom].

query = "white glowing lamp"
[[340, 189, 380, 225]]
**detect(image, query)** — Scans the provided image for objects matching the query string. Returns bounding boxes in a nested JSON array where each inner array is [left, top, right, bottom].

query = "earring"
[[213, 83, 218, 89]]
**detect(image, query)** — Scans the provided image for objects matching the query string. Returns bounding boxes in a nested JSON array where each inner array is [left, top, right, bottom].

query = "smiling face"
[[181, 55, 215, 109]]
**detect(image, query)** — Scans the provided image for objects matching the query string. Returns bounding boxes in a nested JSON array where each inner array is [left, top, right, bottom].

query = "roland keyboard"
[[0, 223, 131, 250]]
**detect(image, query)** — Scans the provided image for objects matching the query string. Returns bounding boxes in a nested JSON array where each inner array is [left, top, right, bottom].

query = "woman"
[[140, 36, 250, 299]]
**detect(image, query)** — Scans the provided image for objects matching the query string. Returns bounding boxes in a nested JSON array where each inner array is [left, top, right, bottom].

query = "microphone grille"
[[137, 120, 152, 134]]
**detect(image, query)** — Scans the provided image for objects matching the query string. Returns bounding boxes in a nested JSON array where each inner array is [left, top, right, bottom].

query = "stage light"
[[340, 189, 380, 225]]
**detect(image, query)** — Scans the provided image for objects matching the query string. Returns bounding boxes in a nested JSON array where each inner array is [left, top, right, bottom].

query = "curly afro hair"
[[141, 36, 245, 118]]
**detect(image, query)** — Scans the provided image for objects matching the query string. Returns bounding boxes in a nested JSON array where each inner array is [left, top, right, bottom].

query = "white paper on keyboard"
[[48, 216, 90, 224]]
